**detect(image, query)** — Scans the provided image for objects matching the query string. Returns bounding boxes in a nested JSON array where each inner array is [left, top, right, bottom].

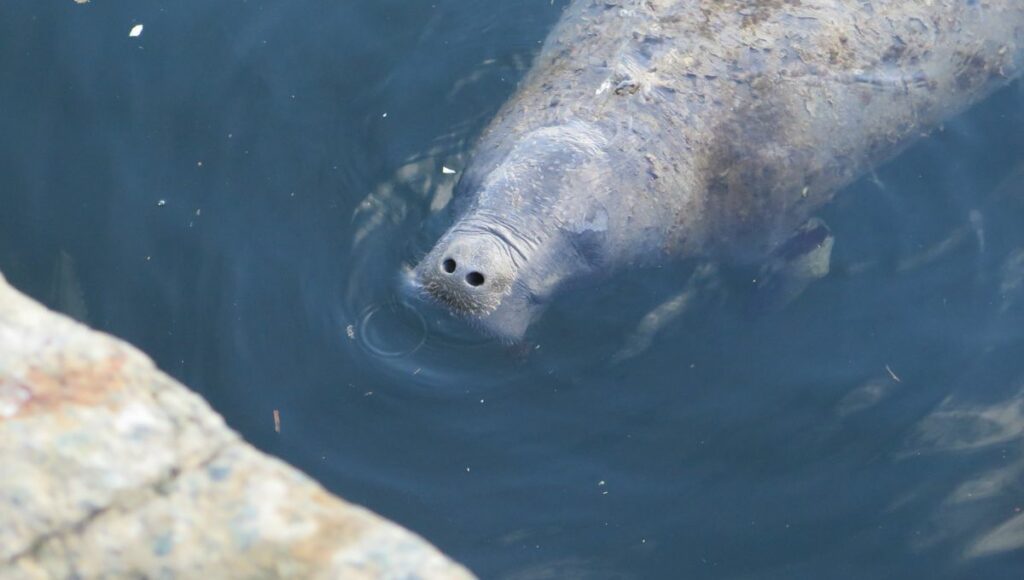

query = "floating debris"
[[885, 364, 902, 383], [442, 166, 457, 175], [345, 324, 355, 339], [273, 409, 281, 433], [156, 199, 166, 207], [129, 24, 144, 38]]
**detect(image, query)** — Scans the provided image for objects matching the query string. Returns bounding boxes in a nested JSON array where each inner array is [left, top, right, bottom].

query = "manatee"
[[412, 0, 1024, 340]]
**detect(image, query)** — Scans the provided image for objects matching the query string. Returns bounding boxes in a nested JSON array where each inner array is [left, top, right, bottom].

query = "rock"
[[0, 271, 473, 579]]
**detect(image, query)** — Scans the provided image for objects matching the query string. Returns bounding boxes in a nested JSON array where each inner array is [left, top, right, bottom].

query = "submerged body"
[[414, 0, 1024, 339]]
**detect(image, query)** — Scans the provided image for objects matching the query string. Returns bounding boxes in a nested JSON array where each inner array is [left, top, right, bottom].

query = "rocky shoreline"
[[0, 272, 472, 579]]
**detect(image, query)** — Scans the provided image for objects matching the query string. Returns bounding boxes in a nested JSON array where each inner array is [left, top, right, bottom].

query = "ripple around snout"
[[356, 301, 428, 358], [345, 290, 539, 397]]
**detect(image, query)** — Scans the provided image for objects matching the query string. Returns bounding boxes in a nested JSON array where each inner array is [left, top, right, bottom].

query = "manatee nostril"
[[442, 258, 456, 274], [466, 271, 485, 287]]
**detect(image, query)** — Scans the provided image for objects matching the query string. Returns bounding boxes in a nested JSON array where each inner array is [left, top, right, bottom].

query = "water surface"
[[1, 2, 1023, 578]]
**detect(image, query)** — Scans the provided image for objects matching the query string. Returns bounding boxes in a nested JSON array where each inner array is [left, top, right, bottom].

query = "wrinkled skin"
[[412, 0, 1024, 340]]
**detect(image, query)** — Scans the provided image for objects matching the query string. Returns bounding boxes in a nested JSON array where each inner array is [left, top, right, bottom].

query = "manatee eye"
[[465, 271, 485, 286], [442, 258, 456, 274]]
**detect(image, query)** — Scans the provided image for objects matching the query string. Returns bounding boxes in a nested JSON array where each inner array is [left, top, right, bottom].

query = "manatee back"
[[465, 0, 1024, 264]]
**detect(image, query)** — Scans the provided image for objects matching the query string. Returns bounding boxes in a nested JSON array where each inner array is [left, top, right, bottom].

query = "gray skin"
[[413, 0, 1024, 340]]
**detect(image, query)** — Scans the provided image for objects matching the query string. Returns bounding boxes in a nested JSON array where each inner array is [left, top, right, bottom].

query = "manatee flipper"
[[612, 263, 721, 363], [755, 218, 834, 310]]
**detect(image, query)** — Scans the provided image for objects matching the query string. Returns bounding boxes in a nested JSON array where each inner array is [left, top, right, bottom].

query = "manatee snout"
[[414, 231, 517, 319], [411, 123, 609, 339], [412, 221, 586, 341]]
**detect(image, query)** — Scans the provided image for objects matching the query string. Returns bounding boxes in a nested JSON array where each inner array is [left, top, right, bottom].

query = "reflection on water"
[[1000, 249, 1024, 314], [908, 389, 1024, 453], [0, 1, 1023, 578], [48, 250, 89, 323], [836, 376, 902, 418], [900, 382, 1024, 561]]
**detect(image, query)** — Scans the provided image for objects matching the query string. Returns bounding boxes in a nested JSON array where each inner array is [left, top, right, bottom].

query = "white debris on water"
[[156, 199, 166, 207], [129, 24, 144, 38], [442, 166, 457, 175], [345, 324, 355, 339]]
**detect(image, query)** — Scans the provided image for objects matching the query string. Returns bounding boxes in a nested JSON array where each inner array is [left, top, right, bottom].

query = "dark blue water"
[[2, 2, 1023, 578]]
